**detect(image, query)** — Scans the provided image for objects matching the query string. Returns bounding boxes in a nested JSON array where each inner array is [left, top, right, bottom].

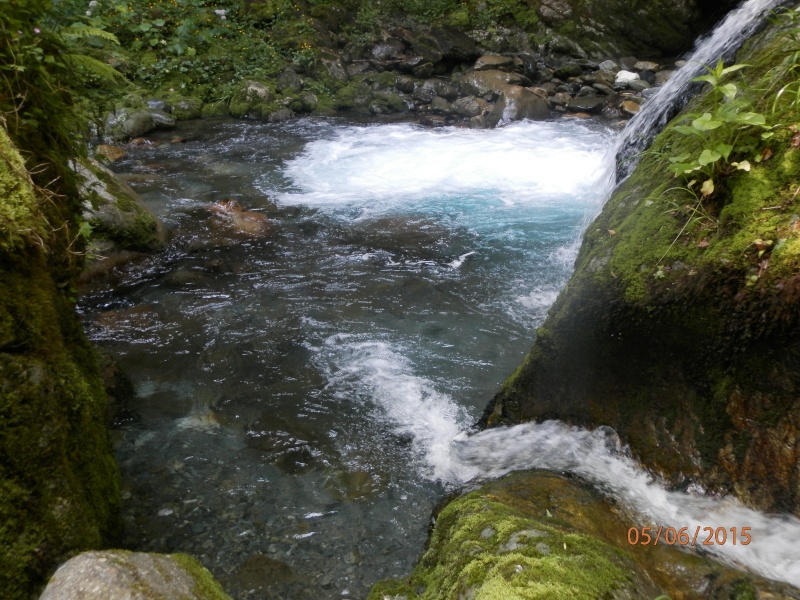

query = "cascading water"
[[614, 0, 789, 179], [76, 2, 800, 594]]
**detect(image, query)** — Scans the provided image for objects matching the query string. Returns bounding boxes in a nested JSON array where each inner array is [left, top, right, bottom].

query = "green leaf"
[[693, 74, 719, 87], [153, 18, 166, 27], [697, 148, 722, 166], [735, 112, 766, 126], [714, 143, 733, 161], [692, 113, 723, 131], [719, 82, 737, 100], [668, 152, 691, 163], [673, 125, 703, 137], [720, 63, 749, 76]]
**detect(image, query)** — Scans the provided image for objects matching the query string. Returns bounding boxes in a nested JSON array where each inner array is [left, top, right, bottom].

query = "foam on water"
[[452, 421, 800, 586], [278, 120, 613, 214], [318, 334, 800, 585]]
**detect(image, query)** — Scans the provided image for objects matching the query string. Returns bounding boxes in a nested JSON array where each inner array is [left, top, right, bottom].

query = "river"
[[78, 116, 614, 598]]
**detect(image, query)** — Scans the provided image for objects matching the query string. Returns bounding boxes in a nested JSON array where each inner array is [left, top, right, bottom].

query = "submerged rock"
[[40, 551, 230, 600], [209, 199, 272, 237]]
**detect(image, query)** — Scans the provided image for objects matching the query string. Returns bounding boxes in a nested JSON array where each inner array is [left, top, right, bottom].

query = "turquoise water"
[[79, 117, 614, 598]]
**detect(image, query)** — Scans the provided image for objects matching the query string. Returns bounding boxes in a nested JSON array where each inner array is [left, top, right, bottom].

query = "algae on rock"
[[369, 471, 798, 599], [0, 126, 121, 599], [485, 16, 800, 514]]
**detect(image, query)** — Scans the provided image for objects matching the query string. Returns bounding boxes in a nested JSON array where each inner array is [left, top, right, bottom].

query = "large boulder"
[[104, 107, 176, 141], [457, 69, 528, 97], [78, 159, 167, 253], [484, 24, 800, 514], [40, 551, 230, 600], [368, 471, 799, 599], [0, 127, 120, 600], [485, 85, 550, 127]]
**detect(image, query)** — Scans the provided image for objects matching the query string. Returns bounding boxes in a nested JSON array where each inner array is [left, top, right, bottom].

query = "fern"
[[61, 25, 120, 45], [65, 53, 127, 82]]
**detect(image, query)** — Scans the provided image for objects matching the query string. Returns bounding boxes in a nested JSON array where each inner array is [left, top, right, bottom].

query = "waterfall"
[[614, 0, 790, 180]]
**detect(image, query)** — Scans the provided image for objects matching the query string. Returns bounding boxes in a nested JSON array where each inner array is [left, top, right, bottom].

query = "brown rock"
[[620, 100, 641, 116], [95, 144, 125, 162], [210, 199, 272, 237]]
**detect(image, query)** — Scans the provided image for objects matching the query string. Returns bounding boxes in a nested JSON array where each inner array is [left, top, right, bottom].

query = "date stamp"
[[627, 526, 752, 546]]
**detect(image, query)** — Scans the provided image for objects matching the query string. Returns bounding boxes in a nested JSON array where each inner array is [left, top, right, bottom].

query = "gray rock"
[[452, 96, 487, 118], [430, 96, 451, 114], [549, 92, 572, 108], [405, 26, 479, 65], [486, 85, 550, 127], [78, 159, 167, 253], [553, 62, 582, 80], [627, 79, 651, 93], [619, 56, 638, 70], [615, 70, 638, 84], [421, 78, 458, 100], [638, 69, 656, 85], [372, 38, 405, 61], [474, 55, 515, 72], [146, 99, 171, 113], [458, 69, 526, 97], [577, 85, 596, 97], [567, 95, 608, 113], [277, 69, 303, 94], [40, 551, 229, 600], [104, 108, 175, 141], [547, 34, 587, 59], [412, 62, 434, 78], [634, 60, 660, 71], [396, 75, 416, 93], [172, 97, 202, 120], [538, 0, 572, 26], [347, 61, 372, 77], [499, 529, 546, 553], [469, 114, 486, 128], [321, 56, 349, 81], [598, 60, 619, 72], [593, 83, 616, 96], [268, 108, 294, 122]]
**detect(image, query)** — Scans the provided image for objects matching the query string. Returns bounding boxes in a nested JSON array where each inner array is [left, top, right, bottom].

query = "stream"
[[78, 117, 614, 598], [79, 113, 800, 597]]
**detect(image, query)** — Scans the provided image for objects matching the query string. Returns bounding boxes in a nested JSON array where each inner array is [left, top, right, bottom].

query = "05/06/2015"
[[627, 526, 752, 546]]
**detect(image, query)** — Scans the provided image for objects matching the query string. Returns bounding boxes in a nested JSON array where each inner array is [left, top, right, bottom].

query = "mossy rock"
[[369, 471, 797, 599], [0, 129, 121, 600], [39, 550, 230, 599], [487, 18, 800, 514], [333, 81, 373, 111], [228, 80, 279, 119], [78, 159, 167, 253]]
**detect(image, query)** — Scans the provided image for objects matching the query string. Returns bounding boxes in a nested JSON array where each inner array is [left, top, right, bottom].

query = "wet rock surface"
[[39, 551, 230, 600], [368, 471, 800, 599]]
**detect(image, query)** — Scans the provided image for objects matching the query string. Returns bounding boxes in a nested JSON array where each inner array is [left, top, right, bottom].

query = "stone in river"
[[627, 79, 651, 93], [474, 54, 515, 71], [209, 199, 272, 237], [567, 95, 607, 113], [39, 551, 229, 600]]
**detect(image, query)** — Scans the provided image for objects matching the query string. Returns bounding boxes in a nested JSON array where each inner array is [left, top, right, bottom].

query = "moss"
[[488, 17, 800, 513], [170, 553, 232, 600], [333, 81, 373, 110], [0, 128, 50, 253], [371, 471, 793, 599], [0, 130, 120, 599]]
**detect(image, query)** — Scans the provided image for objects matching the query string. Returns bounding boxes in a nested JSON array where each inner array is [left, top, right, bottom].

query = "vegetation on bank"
[[1, 3, 122, 599], [490, 5, 800, 514]]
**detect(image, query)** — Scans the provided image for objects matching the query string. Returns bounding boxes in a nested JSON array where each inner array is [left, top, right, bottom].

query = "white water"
[[273, 113, 800, 587], [615, 0, 788, 177], [279, 120, 613, 212]]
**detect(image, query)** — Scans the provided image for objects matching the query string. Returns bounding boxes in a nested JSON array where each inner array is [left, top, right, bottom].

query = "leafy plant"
[[668, 60, 771, 197]]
